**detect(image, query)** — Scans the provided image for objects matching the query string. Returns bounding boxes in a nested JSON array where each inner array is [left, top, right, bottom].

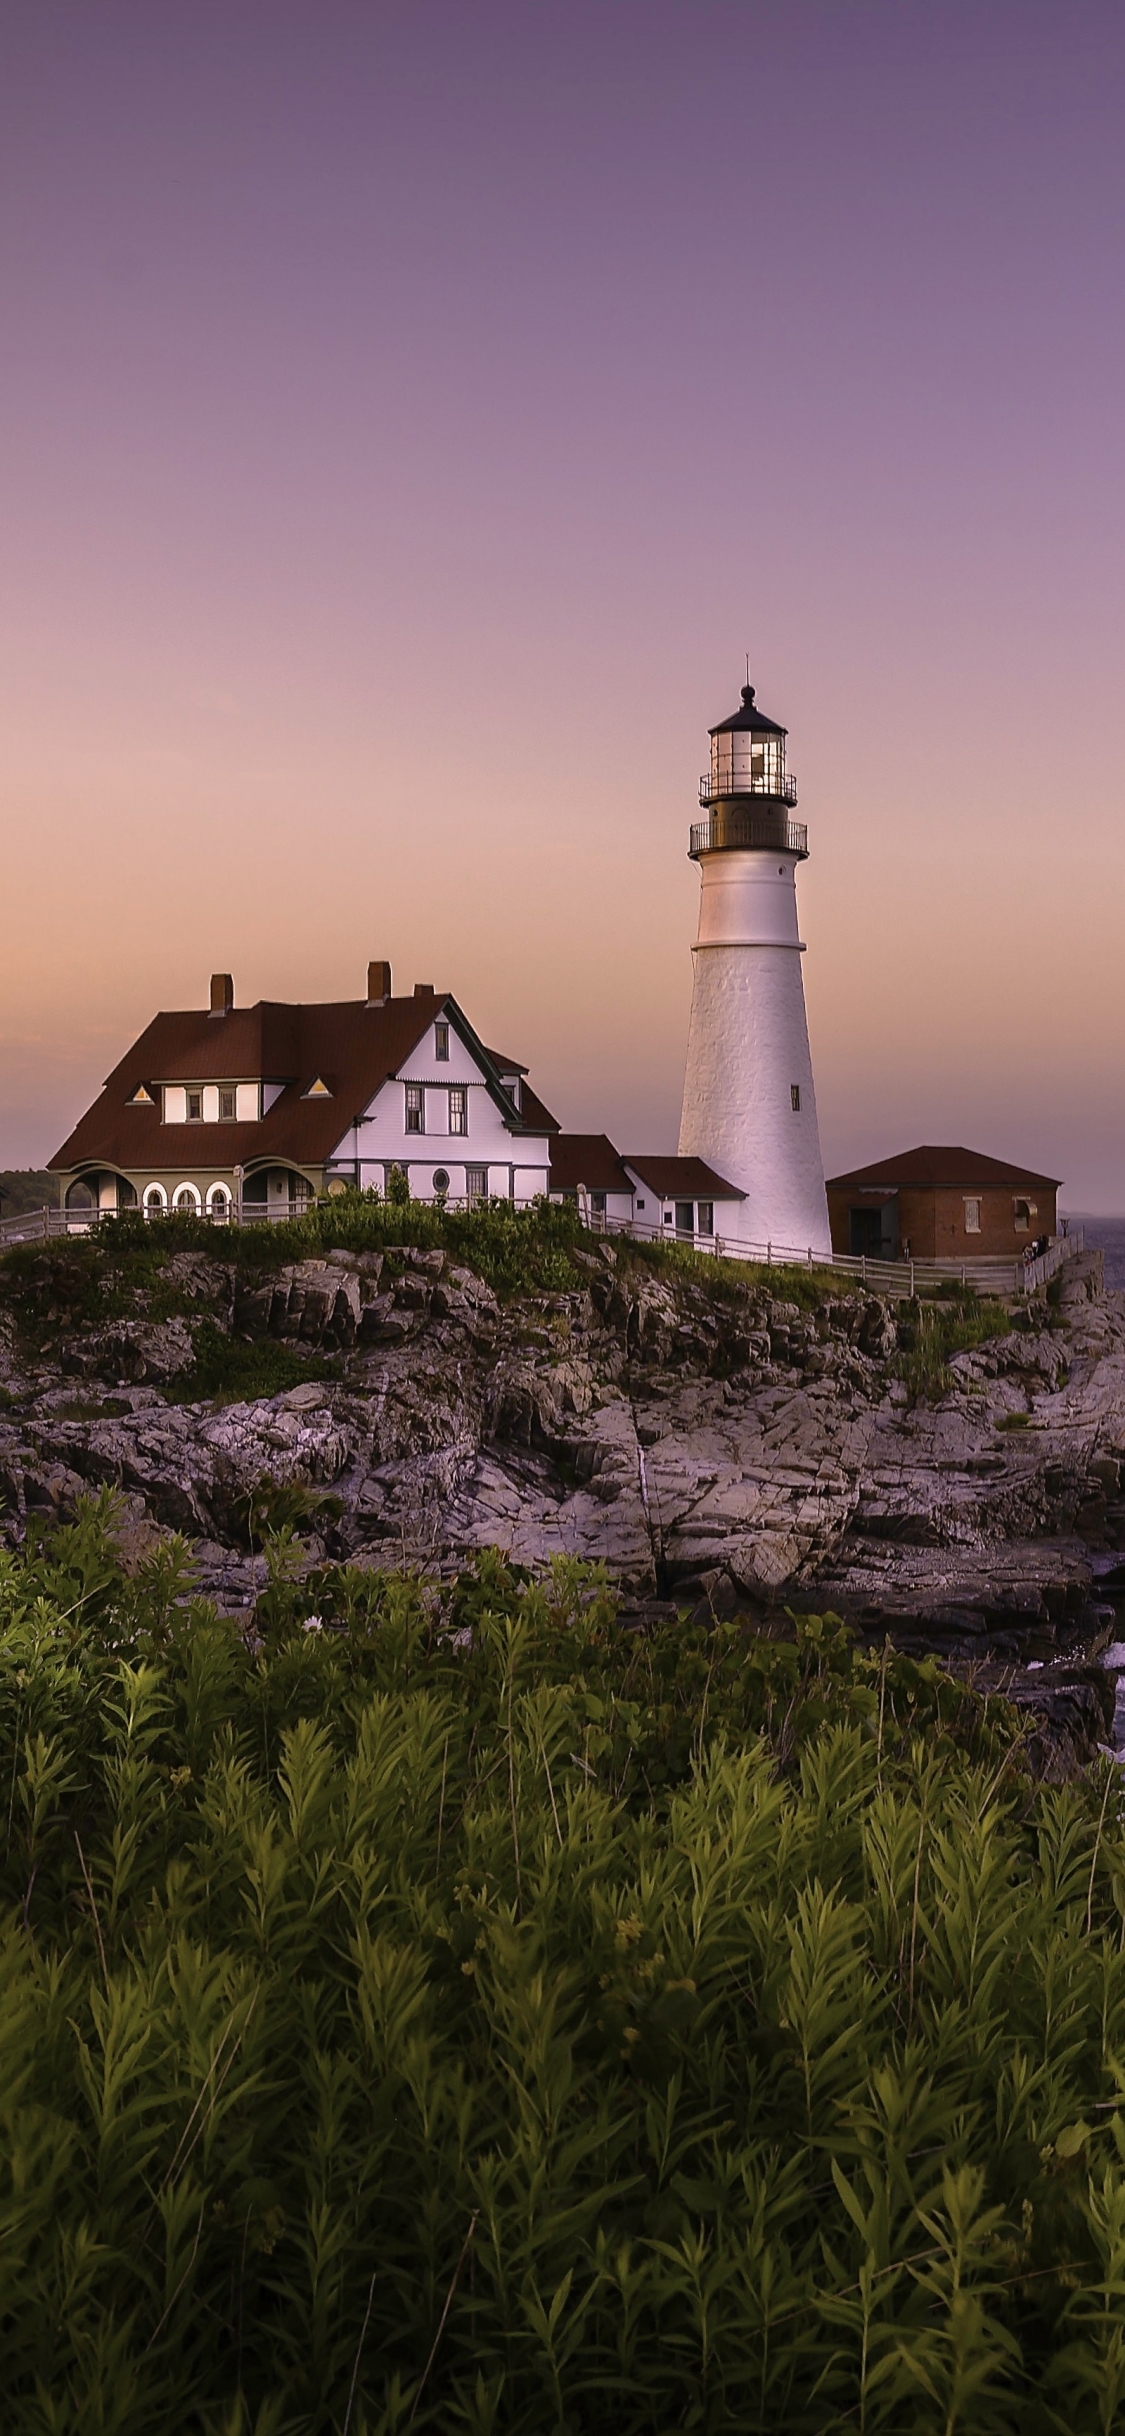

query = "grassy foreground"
[[3, 1507, 1125, 2431]]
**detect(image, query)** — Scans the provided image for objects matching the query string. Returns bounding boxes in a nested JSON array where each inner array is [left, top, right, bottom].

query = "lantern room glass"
[[710, 726, 787, 797]]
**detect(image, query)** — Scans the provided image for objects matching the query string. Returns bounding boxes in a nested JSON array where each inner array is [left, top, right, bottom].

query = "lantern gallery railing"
[[699, 769, 799, 806], [689, 815, 808, 859]]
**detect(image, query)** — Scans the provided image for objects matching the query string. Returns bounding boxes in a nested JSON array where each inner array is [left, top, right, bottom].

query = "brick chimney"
[[413, 982, 435, 997], [366, 960, 392, 1006], [209, 972, 234, 1018]]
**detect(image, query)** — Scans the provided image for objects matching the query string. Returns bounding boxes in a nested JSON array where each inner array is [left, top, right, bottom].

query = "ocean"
[[1066, 1215, 1125, 1292]]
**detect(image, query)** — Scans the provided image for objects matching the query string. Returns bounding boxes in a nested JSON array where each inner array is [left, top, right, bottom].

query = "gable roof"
[[51, 992, 557, 1176], [624, 1154, 745, 1199], [549, 1134, 633, 1193], [826, 1145, 1061, 1193]]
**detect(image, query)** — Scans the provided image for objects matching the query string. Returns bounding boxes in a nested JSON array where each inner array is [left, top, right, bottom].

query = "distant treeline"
[[0, 1169, 57, 1216]]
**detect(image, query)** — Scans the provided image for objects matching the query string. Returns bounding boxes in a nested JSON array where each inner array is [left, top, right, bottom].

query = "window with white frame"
[[405, 1085, 424, 1134], [466, 1165, 487, 1203], [218, 1087, 236, 1121], [185, 1089, 203, 1123], [434, 1022, 450, 1061], [697, 1201, 714, 1236], [449, 1086, 467, 1135]]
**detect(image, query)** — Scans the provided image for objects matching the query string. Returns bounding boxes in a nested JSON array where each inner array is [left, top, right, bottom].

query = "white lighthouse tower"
[[677, 678, 831, 1256]]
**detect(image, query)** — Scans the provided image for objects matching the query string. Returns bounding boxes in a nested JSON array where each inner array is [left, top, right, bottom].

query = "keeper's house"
[[50, 965, 559, 1218], [826, 1145, 1061, 1261]]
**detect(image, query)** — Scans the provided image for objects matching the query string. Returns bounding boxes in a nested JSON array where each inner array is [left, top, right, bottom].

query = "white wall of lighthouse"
[[677, 683, 831, 1256]]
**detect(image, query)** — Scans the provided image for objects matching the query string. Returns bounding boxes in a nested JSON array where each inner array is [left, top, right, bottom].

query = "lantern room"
[[700, 683, 797, 806]]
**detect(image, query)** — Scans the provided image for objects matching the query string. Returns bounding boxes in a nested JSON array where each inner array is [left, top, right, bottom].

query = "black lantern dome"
[[690, 681, 806, 860], [703, 684, 796, 806]]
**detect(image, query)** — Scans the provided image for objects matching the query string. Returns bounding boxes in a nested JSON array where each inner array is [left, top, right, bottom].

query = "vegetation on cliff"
[[1, 1498, 1125, 2431]]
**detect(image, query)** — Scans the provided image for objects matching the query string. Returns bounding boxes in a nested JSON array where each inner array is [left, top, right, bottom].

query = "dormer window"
[[501, 1073, 521, 1111], [219, 1088, 236, 1122], [434, 1022, 449, 1061], [186, 1089, 203, 1123]]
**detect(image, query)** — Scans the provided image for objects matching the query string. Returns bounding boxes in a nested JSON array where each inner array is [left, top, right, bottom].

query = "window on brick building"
[[964, 1197, 981, 1233]]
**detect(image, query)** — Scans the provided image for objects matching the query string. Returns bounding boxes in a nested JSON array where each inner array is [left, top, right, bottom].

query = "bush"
[[895, 1287, 1008, 1401], [1, 1501, 1125, 2429]]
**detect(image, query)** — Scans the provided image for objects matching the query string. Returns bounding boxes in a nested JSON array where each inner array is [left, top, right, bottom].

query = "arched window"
[[206, 1184, 231, 1221], [143, 1185, 167, 1215], [65, 1179, 96, 1212], [173, 1183, 201, 1214]]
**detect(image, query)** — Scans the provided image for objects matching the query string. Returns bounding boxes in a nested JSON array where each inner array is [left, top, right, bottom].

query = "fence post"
[[43, 1205, 50, 1241], [860, 1254, 866, 1284], [767, 1241, 772, 1265], [807, 1246, 813, 1270], [961, 1263, 966, 1286], [909, 1259, 915, 1295]]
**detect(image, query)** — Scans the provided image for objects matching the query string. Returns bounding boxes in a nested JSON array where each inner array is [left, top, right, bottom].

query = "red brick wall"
[[829, 1181, 1057, 1259]]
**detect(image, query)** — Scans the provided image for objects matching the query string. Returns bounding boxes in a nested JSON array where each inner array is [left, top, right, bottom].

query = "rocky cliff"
[[1, 1226, 1122, 1670]]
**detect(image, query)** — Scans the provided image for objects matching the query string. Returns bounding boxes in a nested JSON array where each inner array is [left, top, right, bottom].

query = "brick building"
[[825, 1146, 1060, 1261]]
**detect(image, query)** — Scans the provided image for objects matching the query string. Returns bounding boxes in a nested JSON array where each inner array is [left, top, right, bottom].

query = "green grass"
[[164, 1320, 338, 1405], [894, 1287, 1009, 1401], [623, 1233, 841, 1308], [2, 1498, 1125, 2429]]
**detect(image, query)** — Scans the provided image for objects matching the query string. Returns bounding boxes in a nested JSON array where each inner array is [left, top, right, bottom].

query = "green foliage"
[[895, 1288, 1008, 1402], [234, 1479, 346, 1549], [230, 1191, 588, 1297], [0, 1167, 58, 1215], [165, 1321, 337, 1406], [0, 1501, 1124, 2428], [0, 1212, 228, 1348], [622, 1233, 841, 1308]]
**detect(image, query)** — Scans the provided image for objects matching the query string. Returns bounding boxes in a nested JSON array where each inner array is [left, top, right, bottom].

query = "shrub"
[[895, 1287, 1008, 1402], [1, 1502, 1125, 2428]]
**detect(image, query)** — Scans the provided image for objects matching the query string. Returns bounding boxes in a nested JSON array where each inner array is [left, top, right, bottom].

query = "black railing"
[[699, 770, 799, 807], [689, 815, 808, 859]]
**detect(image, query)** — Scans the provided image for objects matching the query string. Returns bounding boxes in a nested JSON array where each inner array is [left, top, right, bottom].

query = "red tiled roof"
[[826, 1145, 1061, 1193], [624, 1155, 745, 1199], [51, 993, 556, 1175], [549, 1134, 633, 1192]]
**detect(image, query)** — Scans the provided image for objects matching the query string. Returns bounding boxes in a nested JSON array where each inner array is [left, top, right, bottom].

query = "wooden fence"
[[0, 1196, 1086, 1300]]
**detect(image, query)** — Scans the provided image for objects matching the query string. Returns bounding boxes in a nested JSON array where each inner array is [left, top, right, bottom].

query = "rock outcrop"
[[3, 1239, 1124, 1701]]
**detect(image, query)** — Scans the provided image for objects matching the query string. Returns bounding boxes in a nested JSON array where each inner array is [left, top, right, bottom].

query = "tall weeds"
[[0, 1500, 1123, 2430]]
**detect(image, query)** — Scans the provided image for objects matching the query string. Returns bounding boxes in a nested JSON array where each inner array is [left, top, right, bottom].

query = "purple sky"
[[3, 1, 1125, 1200]]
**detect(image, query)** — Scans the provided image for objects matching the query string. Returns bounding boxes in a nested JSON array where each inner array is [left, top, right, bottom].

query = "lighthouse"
[[677, 679, 831, 1256]]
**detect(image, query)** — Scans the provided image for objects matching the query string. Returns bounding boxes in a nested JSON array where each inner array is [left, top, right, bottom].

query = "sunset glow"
[[3, 2, 1124, 1200]]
